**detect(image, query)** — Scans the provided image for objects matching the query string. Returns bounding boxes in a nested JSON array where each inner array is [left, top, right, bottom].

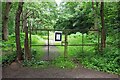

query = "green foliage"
[[31, 46, 44, 60], [80, 47, 120, 75], [57, 31, 119, 74], [31, 35, 44, 45], [25, 2, 57, 29], [2, 33, 46, 66], [54, 2, 94, 34], [1, 2, 119, 74], [22, 57, 77, 69], [67, 32, 96, 57], [2, 34, 16, 51], [31, 35, 45, 60], [2, 33, 45, 66], [104, 2, 119, 35], [52, 57, 77, 69], [22, 60, 48, 68], [20, 34, 45, 68], [2, 51, 16, 66], [2, 33, 25, 51], [2, 33, 25, 66]]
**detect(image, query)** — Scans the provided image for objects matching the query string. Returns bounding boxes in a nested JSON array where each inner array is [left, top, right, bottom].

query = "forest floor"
[[2, 62, 118, 78], [2, 37, 119, 79]]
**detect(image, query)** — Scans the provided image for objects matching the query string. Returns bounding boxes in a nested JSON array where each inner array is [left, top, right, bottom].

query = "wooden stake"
[[64, 31, 68, 59]]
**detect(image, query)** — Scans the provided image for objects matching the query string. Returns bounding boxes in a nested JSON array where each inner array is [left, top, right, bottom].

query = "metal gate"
[[29, 28, 101, 61]]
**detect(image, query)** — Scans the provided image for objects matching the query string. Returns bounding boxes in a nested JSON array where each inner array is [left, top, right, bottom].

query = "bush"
[[2, 33, 25, 51], [80, 47, 120, 75], [22, 59, 49, 68], [2, 33, 25, 66], [2, 51, 16, 66]]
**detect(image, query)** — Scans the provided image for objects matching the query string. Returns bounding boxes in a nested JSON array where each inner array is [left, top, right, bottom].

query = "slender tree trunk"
[[15, 2, 24, 61], [24, 24, 31, 60], [2, 2, 11, 41], [100, 2, 106, 50], [92, 0, 94, 10], [21, 12, 24, 32], [22, 11, 27, 32], [92, 1, 99, 30], [95, 2, 99, 30], [22, 10, 31, 32]]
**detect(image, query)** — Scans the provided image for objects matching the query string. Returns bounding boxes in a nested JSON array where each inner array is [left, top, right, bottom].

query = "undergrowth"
[[52, 57, 77, 69], [22, 60, 49, 68], [2, 34, 45, 66], [80, 47, 120, 75], [2, 33, 25, 66], [31, 35, 45, 60], [56, 32, 120, 74]]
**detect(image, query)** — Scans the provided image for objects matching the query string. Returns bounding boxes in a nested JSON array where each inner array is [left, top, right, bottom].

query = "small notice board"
[[55, 31, 62, 41]]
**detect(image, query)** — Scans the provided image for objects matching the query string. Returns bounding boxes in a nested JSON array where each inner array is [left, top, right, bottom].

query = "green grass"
[[41, 36, 48, 40], [51, 57, 77, 69], [31, 35, 45, 60], [31, 35, 45, 45], [22, 60, 49, 68]]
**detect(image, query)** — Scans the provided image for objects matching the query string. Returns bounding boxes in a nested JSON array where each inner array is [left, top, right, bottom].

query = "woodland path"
[[40, 39, 60, 61]]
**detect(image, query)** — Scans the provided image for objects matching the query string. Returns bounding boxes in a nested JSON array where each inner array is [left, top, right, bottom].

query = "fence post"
[[82, 33, 84, 53], [48, 30, 49, 61], [64, 30, 68, 60]]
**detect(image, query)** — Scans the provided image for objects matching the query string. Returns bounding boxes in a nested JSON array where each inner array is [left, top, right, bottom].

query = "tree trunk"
[[2, 2, 11, 41], [92, 1, 99, 30], [22, 10, 31, 32], [100, 2, 106, 50], [92, 0, 94, 10], [15, 2, 24, 61], [24, 22, 31, 60]]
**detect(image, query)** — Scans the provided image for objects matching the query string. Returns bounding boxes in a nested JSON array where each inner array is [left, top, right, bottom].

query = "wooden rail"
[[29, 28, 101, 60], [31, 44, 98, 46]]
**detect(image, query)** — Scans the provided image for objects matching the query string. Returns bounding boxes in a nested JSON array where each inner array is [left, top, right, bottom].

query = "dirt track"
[[40, 39, 60, 61], [2, 62, 118, 78]]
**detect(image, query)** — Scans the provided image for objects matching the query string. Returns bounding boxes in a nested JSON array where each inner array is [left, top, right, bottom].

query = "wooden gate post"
[[64, 30, 68, 59], [82, 33, 84, 53], [48, 30, 49, 61]]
